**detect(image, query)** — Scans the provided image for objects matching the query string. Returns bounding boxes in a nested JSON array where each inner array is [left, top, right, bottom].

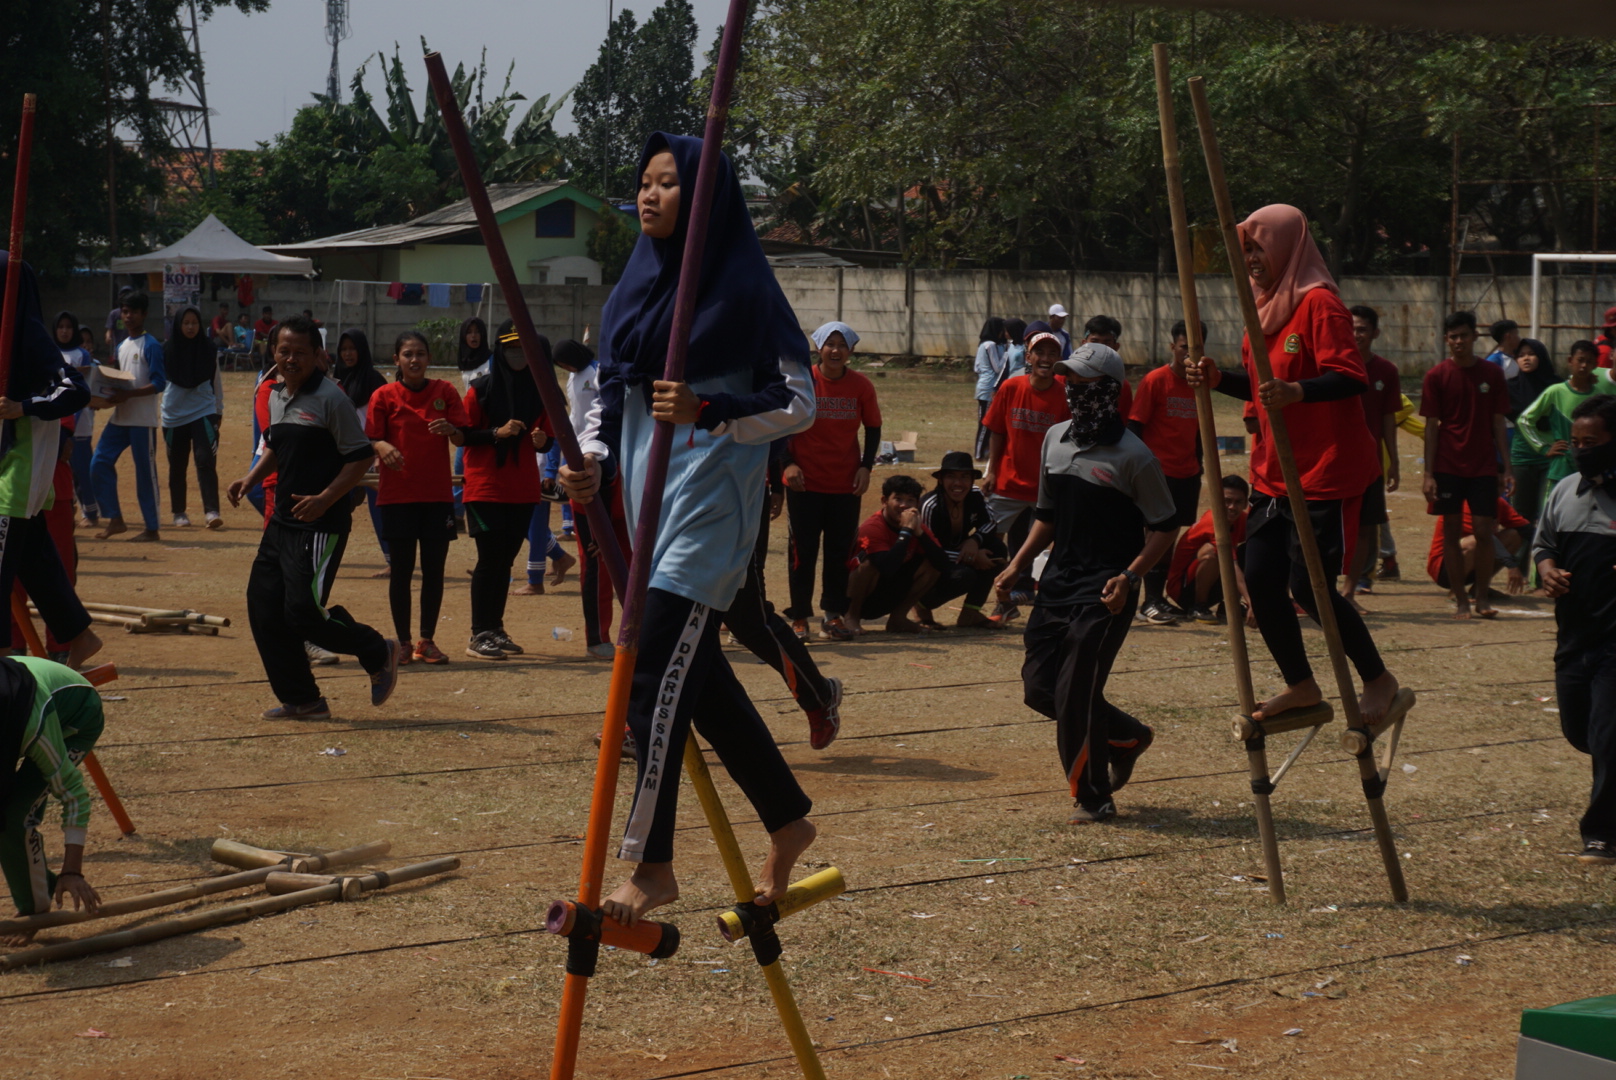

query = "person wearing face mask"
[[161, 306, 223, 529], [994, 342, 1177, 824], [1534, 395, 1616, 865], [1185, 203, 1401, 729], [458, 321, 553, 661]]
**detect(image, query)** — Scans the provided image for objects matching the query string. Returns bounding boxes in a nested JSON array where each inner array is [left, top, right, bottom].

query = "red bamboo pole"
[[0, 93, 38, 391], [543, 1, 753, 1075], [422, 58, 627, 602]]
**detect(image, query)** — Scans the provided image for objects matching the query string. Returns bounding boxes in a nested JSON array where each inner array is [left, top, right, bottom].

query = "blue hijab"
[[599, 132, 804, 394]]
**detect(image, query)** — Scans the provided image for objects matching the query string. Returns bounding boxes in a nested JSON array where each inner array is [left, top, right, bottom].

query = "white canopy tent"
[[110, 214, 313, 276]]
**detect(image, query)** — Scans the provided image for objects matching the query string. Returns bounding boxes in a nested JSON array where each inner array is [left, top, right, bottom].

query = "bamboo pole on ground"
[[0, 858, 459, 971], [0, 840, 389, 936], [683, 739, 827, 1080], [1152, 44, 1284, 904], [1187, 76, 1407, 902]]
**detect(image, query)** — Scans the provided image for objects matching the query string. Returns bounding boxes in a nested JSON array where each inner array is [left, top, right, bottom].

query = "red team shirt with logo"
[[364, 378, 470, 505], [1424, 498, 1528, 582], [1419, 357, 1509, 478], [1167, 507, 1248, 601], [791, 366, 881, 493], [1130, 363, 1201, 479], [1239, 288, 1378, 501], [984, 375, 1071, 503]]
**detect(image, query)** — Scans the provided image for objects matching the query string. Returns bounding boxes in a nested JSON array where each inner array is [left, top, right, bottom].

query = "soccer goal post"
[[1530, 253, 1616, 341]]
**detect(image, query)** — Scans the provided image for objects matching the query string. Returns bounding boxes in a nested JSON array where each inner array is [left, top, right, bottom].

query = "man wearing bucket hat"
[[995, 342, 1178, 824], [915, 450, 1006, 629]]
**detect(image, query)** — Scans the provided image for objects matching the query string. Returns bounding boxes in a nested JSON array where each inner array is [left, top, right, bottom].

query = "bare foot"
[[1344, 594, 1367, 615], [93, 517, 126, 540], [370, 567, 391, 579], [511, 582, 543, 596], [755, 818, 817, 906], [65, 629, 103, 671], [956, 607, 998, 629], [599, 862, 679, 928], [1253, 678, 1323, 722], [127, 530, 161, 543], [885, 614, 924, 634], [548, 549, 577, 587], [0, 928, 35, 948], [1474, 605, 1498, 620], [1452, 596, 1473, 620], [1358, 670, 1400, 727], [842, 616, 863, 635]]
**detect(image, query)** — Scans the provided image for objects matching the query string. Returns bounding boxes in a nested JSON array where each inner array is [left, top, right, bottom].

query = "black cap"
[[1022, 319, 1052, 344], [931, 450, 983, 479], [553, 338, 596, 373]]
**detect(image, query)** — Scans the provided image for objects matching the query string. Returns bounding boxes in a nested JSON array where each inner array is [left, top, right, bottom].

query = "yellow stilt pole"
[[682, 738, 828, 1080]]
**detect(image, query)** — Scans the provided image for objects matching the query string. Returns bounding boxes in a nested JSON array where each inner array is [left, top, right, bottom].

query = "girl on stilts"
[[559, 132, 818, 925], [1186, 205, 1401, 725], [365, 332, 468, 666]]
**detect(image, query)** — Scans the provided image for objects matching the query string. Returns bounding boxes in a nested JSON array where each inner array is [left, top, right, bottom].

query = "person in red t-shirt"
[[983, 331, 1070, 618], [364, 330, 469, 665], [1341, 304, 1403, 611], [844, 474, 947, 635], [1421, 310, 1513, 619], [209, 302, 233, 350], [1424, 497, 1527, 597], [459, 321, 554, 662], [783, 321, 881, 641], [1186, 204, 1401, 727], [1167, 474, 1252, 622], [1596, 306, 1616, 369], [1129, 318, 1209, 624], [253, 305, 277, 341]]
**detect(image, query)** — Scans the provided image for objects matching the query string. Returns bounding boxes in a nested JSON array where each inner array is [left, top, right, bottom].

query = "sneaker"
[[369, 640, 400, 706], [806, 677, 843, 750], [1008, 589, 1034, 607], [992, 601, 1022, 622], [205, 511, 223, 530], [488, 629, 524, 656], [263, 698, 331, 721], [1376, 558, 1401, 581], [1069, 801, 1117, 825], [1578, 840, 1616, 866], [820, 616, 857, 641], [172, 513, 191, 528], [1187, 604, 1221, 624], [304, 642, 340, 666], [791, 618, 811, 642], [396, 649, 414, 667], [1137, 599, 1179, 626], [1108, 725, 1154, 792], [413, 638, 449, 665], [587, 642, 615, 659], [465, 631, 508, 661], [1356, 577, 1373, 594]]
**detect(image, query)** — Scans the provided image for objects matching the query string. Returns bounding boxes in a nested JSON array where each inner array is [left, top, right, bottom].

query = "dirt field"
[[0, 367, 1603, 1080]]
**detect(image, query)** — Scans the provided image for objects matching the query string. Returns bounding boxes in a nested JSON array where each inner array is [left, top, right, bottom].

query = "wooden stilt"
[[1187, 75, 1409, 902], [1152, 45, 1285, 903]]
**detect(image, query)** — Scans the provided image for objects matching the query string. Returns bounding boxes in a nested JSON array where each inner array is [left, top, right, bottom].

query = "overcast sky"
[[168, 0, 731, 149]]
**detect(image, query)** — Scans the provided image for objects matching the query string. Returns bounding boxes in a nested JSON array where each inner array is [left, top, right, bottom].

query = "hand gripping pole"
[[1151, 45, 1284, 902], [1188, 75, 1408, 902]]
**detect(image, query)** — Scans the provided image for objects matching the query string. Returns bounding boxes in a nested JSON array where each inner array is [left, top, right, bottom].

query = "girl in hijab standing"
[[1186, 204, 1401, 726], [54, 313, 99, 527], [1506, 337, 1559, 535], [459, 321, 553, 660], [161, 306, 223, 528], [335, 329, 391, 572], [558, 132, 818, 927], [973, 317, 1009, 460]]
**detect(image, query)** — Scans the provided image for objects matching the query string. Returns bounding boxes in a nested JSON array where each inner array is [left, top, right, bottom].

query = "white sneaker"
[[304, 641, 340, 666], [204, 511, 223, 530], [587, 642, 614, 659], [173, 513, 191, 528]]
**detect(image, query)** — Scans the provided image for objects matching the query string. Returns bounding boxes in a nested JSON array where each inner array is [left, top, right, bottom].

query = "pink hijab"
[[1237, 204, 1337, 335]]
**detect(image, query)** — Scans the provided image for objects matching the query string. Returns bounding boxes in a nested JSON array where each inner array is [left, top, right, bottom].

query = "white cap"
[[1047, 303, 1069, 318], [1058, 342, 1125, 383]]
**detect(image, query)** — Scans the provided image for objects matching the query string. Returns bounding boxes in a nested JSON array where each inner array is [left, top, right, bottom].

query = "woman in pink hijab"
[[1186, 204, 1400, 726]]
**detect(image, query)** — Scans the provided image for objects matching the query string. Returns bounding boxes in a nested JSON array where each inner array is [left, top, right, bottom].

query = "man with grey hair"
[[994, 342, 1178, 825]]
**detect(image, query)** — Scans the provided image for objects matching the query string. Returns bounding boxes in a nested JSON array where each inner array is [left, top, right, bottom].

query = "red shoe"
[[806, 677, 843, 750], [413, 638, 449, 665]]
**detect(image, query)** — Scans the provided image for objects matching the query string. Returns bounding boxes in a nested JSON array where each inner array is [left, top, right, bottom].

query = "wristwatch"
[[1121, 569, 1141, 589]]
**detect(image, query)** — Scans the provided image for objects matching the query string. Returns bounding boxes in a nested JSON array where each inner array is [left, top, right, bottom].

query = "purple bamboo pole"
[[613, 0, 750, 648], [423, 54, 628, 602]]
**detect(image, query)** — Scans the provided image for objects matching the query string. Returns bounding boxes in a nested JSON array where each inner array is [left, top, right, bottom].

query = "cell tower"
[[325, 0, 352, 101]]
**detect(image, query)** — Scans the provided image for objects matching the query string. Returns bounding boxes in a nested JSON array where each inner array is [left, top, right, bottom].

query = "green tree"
[[587, 206, 640, 283], [0, 0, 270, 278], [566, 0, 703, 199]]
